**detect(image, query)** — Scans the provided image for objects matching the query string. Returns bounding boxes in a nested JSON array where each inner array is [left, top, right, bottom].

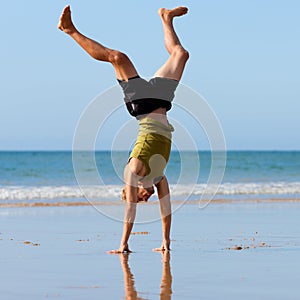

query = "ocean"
[[0, 151, 300, 206]]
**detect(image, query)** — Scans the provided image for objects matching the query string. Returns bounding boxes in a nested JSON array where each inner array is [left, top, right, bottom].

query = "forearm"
[[120, 202, 137, 246], [161, 213, 171, 243], [156, 176, 172, 249]]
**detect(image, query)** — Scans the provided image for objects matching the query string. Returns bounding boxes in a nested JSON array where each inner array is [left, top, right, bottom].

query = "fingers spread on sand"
[[107, 249, 133, 254]]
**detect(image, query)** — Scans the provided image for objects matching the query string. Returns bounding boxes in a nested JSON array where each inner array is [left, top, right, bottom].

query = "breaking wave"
[[1, 181, 300, 201]]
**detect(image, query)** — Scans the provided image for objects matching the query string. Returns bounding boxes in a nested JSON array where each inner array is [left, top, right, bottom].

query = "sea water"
[[0, 151, 300, 204]]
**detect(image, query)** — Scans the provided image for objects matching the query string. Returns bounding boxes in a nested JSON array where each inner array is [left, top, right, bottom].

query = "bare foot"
[[58, 5, 76, 34], [107, 244, 132, 254], [158, 6, 188, 23]]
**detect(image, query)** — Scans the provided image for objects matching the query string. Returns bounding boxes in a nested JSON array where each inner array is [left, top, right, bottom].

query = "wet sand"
[[0, 201, 299, 299]]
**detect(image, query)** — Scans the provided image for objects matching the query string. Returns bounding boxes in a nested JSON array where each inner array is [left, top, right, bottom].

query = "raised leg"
[[153, 176, 172, 252], [58, 5, 138, 81], [154, 7, 189, 81]]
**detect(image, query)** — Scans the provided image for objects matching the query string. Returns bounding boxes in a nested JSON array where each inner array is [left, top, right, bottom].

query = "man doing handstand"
[[58, 5, 189, 253]]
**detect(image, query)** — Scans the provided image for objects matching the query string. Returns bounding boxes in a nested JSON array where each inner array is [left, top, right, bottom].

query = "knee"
[[173, 46, 189, 62], [109, 50, 129, 65]]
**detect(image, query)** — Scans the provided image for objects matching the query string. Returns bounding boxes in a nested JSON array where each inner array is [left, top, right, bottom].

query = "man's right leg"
[[58, 5, 138, 81]]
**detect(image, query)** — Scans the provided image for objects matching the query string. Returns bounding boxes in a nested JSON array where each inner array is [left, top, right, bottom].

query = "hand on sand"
[[107, 244, 132, 254], [153, 240, 170, 252]]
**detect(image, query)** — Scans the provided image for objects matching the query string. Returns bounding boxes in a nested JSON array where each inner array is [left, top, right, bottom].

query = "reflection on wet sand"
[[119, 252, 172, 300], [160, 252, 172, 300]]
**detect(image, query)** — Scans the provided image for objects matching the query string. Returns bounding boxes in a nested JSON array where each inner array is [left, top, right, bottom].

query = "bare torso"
[[144, 107, 169, 126]]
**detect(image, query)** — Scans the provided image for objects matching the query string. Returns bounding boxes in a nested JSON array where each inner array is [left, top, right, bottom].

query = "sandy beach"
[[1, 200, 299, 299]]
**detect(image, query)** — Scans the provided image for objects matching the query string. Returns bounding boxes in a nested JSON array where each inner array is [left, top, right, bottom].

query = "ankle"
[[66, 27, 77, 36]]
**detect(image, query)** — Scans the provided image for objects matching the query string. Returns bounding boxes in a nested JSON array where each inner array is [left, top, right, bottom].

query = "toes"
[[64, 5, 71, 12]]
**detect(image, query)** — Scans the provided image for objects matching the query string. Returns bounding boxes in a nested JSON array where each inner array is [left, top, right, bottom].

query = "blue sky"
[[1, 0, 299, 150]]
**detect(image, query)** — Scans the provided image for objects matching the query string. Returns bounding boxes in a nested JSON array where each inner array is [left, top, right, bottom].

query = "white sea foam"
[[1, 182, 300, 201], [0, 185, 124, 201], [171, 182, 300, 197]]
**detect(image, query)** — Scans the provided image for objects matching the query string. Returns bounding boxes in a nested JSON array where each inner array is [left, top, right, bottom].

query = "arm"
[[154, 176, 172, 251], [108, 158, 144, 254]]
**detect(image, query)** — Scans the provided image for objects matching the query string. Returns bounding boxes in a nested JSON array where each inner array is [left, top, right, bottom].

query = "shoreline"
[[1, 196, 300, 208]]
